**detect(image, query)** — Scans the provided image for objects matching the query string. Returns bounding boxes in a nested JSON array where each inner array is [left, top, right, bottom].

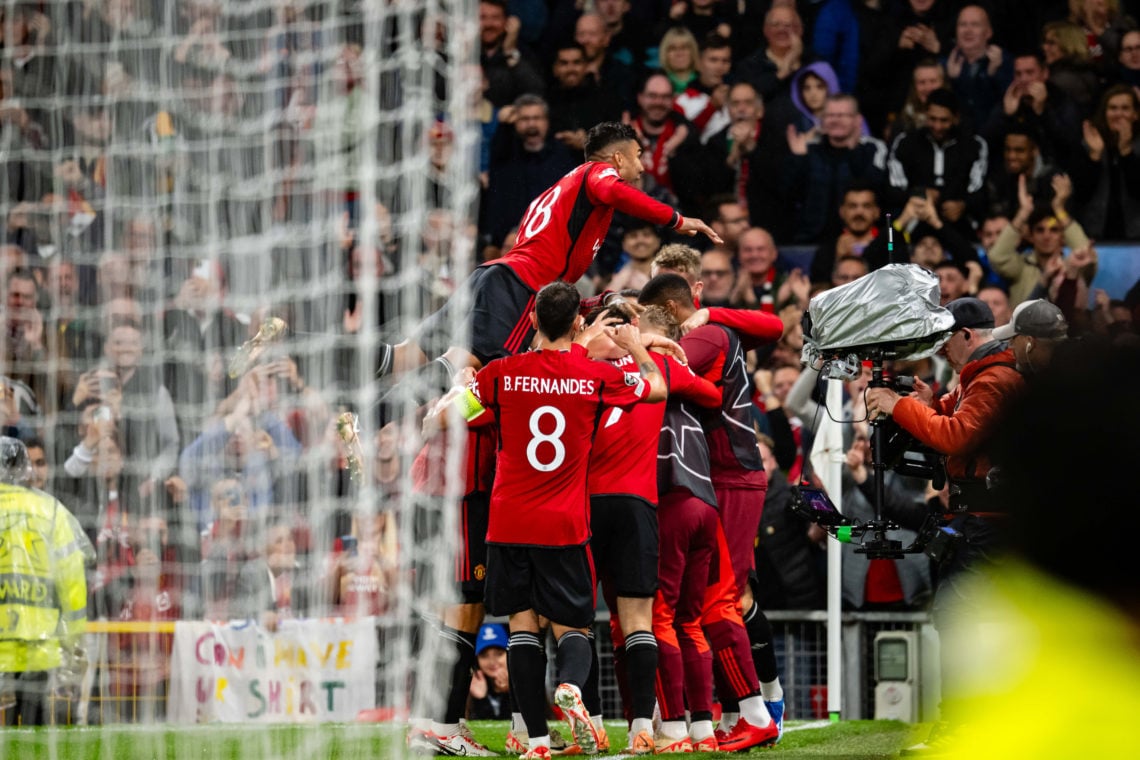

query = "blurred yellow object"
[[938, 559, 1140, 758], [0, 484, 88, 673]]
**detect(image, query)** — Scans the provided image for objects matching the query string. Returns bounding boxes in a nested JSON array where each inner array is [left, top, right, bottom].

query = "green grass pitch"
[[0, 719, 926, 758]]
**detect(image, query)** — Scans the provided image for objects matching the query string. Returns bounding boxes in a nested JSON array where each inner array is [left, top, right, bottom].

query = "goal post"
[[0, 0, 480, 740]]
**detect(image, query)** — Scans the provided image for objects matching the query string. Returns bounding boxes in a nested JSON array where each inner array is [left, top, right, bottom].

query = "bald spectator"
[[944, 4, 1012, 131], [736, 4, 812, 103], [729, 227, 791, 312], [575, 12, 636, 112], [785, 94, 887, 243]]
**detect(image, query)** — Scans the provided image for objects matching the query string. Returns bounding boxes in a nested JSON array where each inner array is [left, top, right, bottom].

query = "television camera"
[[794, 263, 963, 562]]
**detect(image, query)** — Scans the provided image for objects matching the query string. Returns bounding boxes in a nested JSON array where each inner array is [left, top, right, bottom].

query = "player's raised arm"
[[607, 323, 667, 402], [583, 122, 723, 246]]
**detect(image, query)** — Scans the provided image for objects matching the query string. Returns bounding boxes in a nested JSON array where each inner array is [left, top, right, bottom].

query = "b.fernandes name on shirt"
[[503, 375, 597, 395]]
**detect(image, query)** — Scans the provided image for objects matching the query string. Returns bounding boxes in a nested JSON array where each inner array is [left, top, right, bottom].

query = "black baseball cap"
[[946, 297, 995, 331]]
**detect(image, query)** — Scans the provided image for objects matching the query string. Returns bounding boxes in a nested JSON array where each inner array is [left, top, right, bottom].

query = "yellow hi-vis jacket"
[[0, 483, 88, 672]]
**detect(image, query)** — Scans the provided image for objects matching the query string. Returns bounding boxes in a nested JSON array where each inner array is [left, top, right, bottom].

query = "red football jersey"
[[489, 162, 679, 291], [588, 353, 721, 503], [411, 425, 498, 498], [469, 345, 652, 546]]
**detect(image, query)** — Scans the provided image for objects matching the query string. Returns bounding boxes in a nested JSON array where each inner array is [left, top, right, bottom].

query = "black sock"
[[555, 630, 592, 690], [510, 631, 549, 738], [582, 630, 601, 715], [438, 627, 477, 724], [743, 602, 779, 684], [624, 630, 658, 721]]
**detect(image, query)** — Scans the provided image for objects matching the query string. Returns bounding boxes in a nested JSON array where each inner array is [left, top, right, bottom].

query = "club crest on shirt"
[[474, 564, 486, 581]]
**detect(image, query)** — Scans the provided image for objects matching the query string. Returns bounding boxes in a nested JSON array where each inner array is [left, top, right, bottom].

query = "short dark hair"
[[534, 281, 582, 340], [555, 42, 587, 59], [585, 121, 637, 160], [706, 192, 742, 221], [1004, 120, 1041, 146], [934, 259, 969, 278], [926, 87, 960, 115], [1014, 49, 1047, 68], [976, 282, 1010, 300], [638, 272, 693, 308], [699, 32, 732, 53], [842, 179, 879, 201], [1027, 206, 1059, 230]]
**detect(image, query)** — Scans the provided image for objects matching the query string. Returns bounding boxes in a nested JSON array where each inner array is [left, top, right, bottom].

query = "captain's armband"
[[455, 388, 488, 422]]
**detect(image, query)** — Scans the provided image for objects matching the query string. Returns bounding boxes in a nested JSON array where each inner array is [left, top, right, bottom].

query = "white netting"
[[0, 0, 478, 750]]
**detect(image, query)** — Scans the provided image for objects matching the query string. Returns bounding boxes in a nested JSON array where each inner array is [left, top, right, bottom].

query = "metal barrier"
[[16, 611, 937, 726], [592, 610, 939, 722]]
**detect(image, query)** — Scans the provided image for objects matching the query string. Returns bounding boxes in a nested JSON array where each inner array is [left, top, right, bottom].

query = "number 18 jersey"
[[469, 345, 651, 547], [488, 161, 680, 291]]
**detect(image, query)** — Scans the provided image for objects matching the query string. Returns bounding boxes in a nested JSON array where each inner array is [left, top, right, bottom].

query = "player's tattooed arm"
[[608, 323, 667, 401]]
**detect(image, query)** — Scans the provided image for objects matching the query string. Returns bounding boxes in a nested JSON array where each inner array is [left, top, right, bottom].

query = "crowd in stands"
[[2, 0, 1140, 723]]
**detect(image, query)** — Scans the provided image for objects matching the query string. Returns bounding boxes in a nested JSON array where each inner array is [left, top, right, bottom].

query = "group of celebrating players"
[[398, 123, 789, 758]]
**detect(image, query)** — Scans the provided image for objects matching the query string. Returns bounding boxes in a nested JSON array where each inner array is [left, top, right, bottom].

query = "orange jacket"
[[892, 348, 1024, 480]]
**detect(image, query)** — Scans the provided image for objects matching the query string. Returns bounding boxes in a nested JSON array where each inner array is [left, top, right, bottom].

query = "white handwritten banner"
[[168, 618, 378, 723]]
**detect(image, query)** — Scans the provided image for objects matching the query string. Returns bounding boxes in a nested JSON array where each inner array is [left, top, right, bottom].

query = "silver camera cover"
[[804, 264, 955, 360]]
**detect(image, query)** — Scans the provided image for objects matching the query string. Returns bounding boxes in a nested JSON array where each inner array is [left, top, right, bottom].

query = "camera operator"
[[864, 296, 1024, 747], [865, 297, 1023, 515]]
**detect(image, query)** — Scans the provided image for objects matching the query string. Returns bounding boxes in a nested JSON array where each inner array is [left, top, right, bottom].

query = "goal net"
[[0, 0, 478, 748]]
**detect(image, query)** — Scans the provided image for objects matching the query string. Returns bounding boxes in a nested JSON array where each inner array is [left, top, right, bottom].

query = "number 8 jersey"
[[465, 344, 653, 546], [488, 161, 683, 291]]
